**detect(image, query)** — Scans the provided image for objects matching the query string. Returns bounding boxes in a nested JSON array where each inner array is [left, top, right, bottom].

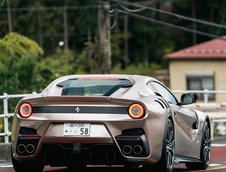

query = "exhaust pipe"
[[133, 145, 143, 155], [122, 145, 132, 155], [17, 144, 26, 154], [26, 144, 35, 154]]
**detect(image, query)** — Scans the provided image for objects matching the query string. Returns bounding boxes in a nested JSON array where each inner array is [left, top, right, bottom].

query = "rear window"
[[57, 78, 133, 96]]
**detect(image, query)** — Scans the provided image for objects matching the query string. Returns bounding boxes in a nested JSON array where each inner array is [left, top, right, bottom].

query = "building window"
[[186, 74, 215, 100]]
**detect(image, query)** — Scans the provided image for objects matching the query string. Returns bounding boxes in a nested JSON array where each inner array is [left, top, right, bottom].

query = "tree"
[[37, 48, 75, 90], [0, 33, 43, 129], [0, 32, 43, 93]]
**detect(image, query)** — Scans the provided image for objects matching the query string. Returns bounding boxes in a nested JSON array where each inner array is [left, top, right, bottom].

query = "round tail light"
[[19, 103, 32, 118], [128, 103, 145, 119]]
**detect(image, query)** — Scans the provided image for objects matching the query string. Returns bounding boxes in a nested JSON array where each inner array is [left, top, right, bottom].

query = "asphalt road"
[[1, 144, 225, 172]]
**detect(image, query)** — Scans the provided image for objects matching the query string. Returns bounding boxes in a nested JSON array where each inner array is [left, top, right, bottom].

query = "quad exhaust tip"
[[133, 145, 143, 155], [26, 144, 35, 154], [122, 145, 132, 155], [122, 144, 143, 155], [17, 144, 35, 154], [17, 144, 26, 154]]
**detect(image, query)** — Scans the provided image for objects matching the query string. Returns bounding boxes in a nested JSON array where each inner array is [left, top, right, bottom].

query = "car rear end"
[[11, 75, 164, 167]]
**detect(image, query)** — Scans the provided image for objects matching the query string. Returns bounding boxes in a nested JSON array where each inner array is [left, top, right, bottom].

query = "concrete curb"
[[0, 143, 11, 163]]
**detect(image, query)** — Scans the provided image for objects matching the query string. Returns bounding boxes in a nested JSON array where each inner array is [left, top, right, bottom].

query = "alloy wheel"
[[166, 119, 175, 170]]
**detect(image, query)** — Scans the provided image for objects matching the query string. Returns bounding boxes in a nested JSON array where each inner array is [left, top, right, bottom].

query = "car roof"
[[42, 74, 159, 96]]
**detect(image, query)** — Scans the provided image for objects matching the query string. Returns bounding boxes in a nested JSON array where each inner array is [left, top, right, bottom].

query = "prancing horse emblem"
[[75, 107, 80, 113]]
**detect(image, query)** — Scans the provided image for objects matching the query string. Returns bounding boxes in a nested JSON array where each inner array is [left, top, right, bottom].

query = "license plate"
[[63, 123, 90, 136]]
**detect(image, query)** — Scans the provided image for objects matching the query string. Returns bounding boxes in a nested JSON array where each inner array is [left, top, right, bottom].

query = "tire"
[[144, 118, 175, 172], [186, 121, 211, 170], [11, 148, 44, 172]]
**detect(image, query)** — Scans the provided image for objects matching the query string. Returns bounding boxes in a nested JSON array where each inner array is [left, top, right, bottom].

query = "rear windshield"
[[57, 78, 133, 96]]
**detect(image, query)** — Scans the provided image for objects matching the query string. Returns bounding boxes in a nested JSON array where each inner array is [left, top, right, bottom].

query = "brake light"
[[128, 103, 145, 119], [19, 103, 32, 118]]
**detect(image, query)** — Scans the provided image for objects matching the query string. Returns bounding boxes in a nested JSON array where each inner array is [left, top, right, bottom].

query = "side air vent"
[[155, 98, 170, 109]]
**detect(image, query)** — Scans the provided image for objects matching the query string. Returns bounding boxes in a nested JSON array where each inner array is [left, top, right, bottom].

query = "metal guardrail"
[[173, 89, 226, 103], [0, 92, 36, 143], [1, 90, 226, 143]]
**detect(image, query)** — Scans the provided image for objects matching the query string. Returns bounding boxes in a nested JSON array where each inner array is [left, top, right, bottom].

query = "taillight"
[[19, 103, 32, 118], [128, 103, 145, 119]]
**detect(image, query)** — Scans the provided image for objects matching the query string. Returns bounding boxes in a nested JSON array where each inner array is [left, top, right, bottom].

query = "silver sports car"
[[11, 74, 211, 172]]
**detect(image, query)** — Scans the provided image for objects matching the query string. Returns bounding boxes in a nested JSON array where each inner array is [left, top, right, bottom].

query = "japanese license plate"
[[63, 123, 90, 136]]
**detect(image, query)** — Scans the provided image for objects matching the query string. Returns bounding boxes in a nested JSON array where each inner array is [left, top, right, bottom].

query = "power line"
[[117, 1, 146, 13], [119, 10, 226, 41], [0, 5, 99, 12], [118, 0, 190, 6], [113, 0, 226, 30], [74, 7, 89, 26]]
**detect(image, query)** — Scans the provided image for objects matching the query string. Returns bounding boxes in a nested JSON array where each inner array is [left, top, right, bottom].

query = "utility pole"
[[6, 0, 13, 33], [98, 0, 111, 74], [123, 13, 129, 69], [64, 4, 69, 51], [38, 12, 43, 48], [191, 0, 197, 45]]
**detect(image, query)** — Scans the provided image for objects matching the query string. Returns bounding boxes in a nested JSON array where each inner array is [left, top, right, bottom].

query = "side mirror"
[[180, 94, 194, 105]]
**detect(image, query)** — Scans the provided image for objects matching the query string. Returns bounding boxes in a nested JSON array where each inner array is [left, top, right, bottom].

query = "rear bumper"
[[12, 112, 166, 165], [14, 130, 150, 166]]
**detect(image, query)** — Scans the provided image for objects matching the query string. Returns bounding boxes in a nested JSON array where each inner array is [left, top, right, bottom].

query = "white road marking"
[[209, 163, 224, 167], [211, 143, 226, 147], [0, 163, 13, 168]]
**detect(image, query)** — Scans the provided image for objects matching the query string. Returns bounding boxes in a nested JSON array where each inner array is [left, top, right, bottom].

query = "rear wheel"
[[186, 121, 211, 170], [144, 118, 175, 172]]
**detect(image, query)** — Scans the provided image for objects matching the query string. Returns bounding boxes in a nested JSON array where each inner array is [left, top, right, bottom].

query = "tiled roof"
[[165, 36, 226, 59]]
